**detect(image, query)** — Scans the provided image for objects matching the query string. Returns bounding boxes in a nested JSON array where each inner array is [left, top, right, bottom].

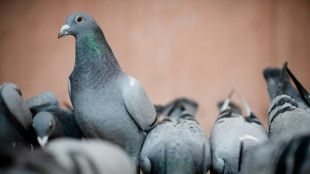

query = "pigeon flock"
[[0, 12, 310, 174]]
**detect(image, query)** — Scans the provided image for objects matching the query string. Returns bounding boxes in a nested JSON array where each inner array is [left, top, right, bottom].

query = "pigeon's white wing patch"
[[122, 76, 157, 131]]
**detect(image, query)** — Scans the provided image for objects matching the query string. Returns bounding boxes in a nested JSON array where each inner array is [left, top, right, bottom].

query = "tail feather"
[[201, 143, 206, 174], [238, 141, 244, 172], [231, 82, 253, 116], [286, 66, 310, 107], [164, 143, 168, 174], [276, 62, 288, 96], [220, 90, 234, 113]]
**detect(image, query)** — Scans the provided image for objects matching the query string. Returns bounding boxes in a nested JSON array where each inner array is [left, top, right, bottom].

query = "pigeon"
[[210, 90, 268, 174], [140, 98, 211, 174], [27, 91, 83, 147], [0, 82, 36, 149], [0, 143, 69, 174], [263, 65, 308, 109], [45, 138, 135, 174], [58, 12, 158, 172], [241, 132, 310, 174], [265, 63, 310, 140]]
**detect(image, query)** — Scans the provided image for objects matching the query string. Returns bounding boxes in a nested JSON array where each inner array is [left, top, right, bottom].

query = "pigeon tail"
[[286, 67, 310, 107], [235, 87, 252, 117], [238, 141, 244, 172], [220, 90, 234, 113], [276, 62, 288, 96]]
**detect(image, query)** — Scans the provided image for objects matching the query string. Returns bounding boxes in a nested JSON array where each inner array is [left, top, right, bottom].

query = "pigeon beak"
[[37, 136, 49, 147], [58, 24, 71, 39]]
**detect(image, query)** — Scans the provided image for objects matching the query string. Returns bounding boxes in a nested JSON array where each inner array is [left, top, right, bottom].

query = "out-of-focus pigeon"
[[241, 133, 310, 174], [0, 83, 36, 148], [0, 143, 69, 174], [46, 138, 135, 174], [27, 92, 83, 147], [140, 98, 211, 174], [210, 90, 268, 174], [265, 63, 310, 140], [58, 12, 157, 172]]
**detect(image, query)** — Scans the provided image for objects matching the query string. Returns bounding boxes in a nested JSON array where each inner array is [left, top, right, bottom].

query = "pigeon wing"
[[1, 83, 32, 130], [122, 76, 157, 132]]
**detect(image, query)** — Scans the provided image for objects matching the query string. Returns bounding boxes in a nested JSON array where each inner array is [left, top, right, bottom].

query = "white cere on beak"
[[37, 136, 49, 148], [60, 24, 70, 34]]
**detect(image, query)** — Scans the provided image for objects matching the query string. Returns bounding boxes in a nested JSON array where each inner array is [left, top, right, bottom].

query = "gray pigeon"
[[45, 138, 135, 174], [140, 98, 211, 174], [210, 90, 268, 174], [241, 132, 310, 174], [58, 12, 158, 172], [27, 91, 83, 147], [265, 63, 310, 141], [0, 82, 36, 148], [0, 143, 69, 174]]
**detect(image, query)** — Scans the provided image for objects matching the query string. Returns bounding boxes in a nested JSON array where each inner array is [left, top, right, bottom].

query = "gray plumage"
[[210, 91, 268, 174], [241, 133, 310, 174], [26, 91, 59, 113], [265, 63, 310, 141], [28, 91, 83, 147], [0, 144, 69, 174], [45, 138, 135, 174], [263, 65, 308, 109], [155, 98, 199, 118], [140, 98, 211, 174], [58, 12, 158, 172], [0, 82, 36, 148]]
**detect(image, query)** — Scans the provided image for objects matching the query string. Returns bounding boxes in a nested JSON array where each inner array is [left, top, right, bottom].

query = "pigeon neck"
[[75, 31, 120, 70]]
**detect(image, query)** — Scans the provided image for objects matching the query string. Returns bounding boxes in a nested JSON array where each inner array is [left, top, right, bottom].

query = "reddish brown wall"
[[1, 0, 310, 135]]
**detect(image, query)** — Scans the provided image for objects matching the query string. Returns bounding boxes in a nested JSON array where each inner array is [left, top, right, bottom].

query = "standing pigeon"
[[264, 63, 310, 141], [210, 90, 268, 174], [0, 82, 36, 149], [45, 138, 135, 174], [27, 91, 83, 147], [140, 98, 211, 174], [58, 12, 158, 172]]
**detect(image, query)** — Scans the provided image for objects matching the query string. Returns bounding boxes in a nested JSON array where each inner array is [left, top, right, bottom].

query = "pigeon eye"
[[76, 16, 83, 23]]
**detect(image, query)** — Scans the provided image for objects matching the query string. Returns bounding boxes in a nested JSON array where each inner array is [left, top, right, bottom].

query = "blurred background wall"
[[0, 0, 309, 134]]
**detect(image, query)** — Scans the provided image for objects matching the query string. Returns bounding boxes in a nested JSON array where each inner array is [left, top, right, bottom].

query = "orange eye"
[[76, 16, 83, 23]]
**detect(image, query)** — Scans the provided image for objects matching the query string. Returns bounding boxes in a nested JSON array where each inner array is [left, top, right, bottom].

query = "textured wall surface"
[[1, 0, 310, 135]]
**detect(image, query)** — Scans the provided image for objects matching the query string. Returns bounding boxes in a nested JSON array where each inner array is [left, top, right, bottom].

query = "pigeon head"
[[32, 112, 55, 147], [58, 12, 100, 38]]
